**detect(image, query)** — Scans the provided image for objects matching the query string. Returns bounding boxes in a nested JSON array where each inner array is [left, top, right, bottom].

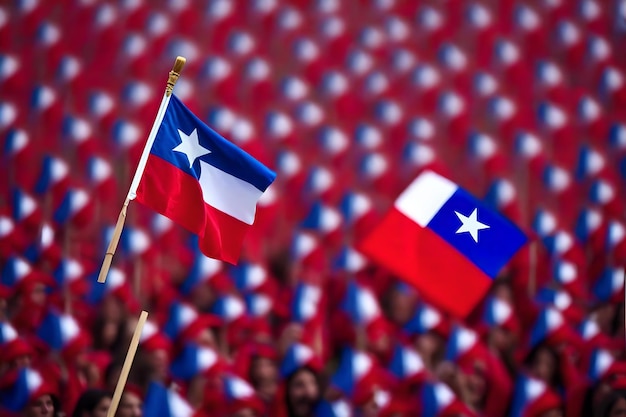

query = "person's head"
[[22, 394, 55, 417], [25, 282, 48, 306], [487, 318, 519, 355], [104, 361, 123, 394], [250, 356, 279, 403], [525, 343, 562, 388], [457, 359, 488, 409], [195, 327, 218, 349], [415, 331, 445, 370], [286, 367, 321, 417], [386, 283, 417, 326], [599, 389, 626, 417], [115, 390, 142, 417], [135, 347, 169, 384], [2, 338, 34, 371], [583, 381, 614, 417], [190, 282, 216, 311], [101, 295, 125, 322], [72, 389, 112, 417]]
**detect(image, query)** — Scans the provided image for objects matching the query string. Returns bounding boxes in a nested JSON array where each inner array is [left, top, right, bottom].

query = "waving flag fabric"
[[143, 381, 194, 417], [358, 170, 527, 317], [280, 343, 318, 378], [330, 348, 375, 397], [388, 344, 426, 382], [315, 399, 353, 417], [0, 368, 52, 412], [170, 343, 221, 380], [135, 94, 276, 264]]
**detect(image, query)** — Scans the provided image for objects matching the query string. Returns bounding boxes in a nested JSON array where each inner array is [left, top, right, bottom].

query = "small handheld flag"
[[98, 56, 276, 283], [134, 94, 276, 264]]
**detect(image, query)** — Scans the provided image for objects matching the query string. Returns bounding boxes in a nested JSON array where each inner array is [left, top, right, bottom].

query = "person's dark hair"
[[91, 316, 127, 357], [285, 366, 322, 417], [598, 389, 626, 417], [610, 302, 624, 337], [523, 341, 563, 389], [71, 389, 111, 417], [51, 393, 63, 417]]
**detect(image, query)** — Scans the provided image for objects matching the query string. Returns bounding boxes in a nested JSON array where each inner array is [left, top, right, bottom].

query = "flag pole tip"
[[166, 56, 186, 95], [173, 56, 186, 73]]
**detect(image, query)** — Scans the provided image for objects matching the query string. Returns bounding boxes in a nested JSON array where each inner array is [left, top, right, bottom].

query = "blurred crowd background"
[[2, 0, 626, 416]]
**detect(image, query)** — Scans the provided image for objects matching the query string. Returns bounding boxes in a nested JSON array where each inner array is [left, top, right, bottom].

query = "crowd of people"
[[2, 0, 626, 416]]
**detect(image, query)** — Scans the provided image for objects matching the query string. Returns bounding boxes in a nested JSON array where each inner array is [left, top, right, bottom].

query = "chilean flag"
[[331, 350, 373, 398], [0, 368, 50, 412], [143, 381, 194, 417], [358, 170, 527, 318], [388, 344, 426, 383], [135, 94, 276, 264], [170, 343, 221, 380]]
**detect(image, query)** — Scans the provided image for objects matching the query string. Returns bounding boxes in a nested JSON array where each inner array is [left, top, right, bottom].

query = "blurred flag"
[[593, 267, 625, 303], [330, 348, 376, 398], [421, 381, 472, 417], [53, 187, 93, 228], [134, 94, 276, 264], [142, 381, 194, 417], [170, 342, 221, 380], [358, 170, 527, 317], [388, 344, 426, 384], [280, 343, 320, 378], [510, 375, 561, 417], [587, 349, 626, 382], [315, 399, 353, 417], [0, 368, 55, 412]]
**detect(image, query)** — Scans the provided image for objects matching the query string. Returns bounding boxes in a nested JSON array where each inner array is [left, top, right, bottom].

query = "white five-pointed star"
[[173, 128, 211, 168], [454, 208, 490, 243]]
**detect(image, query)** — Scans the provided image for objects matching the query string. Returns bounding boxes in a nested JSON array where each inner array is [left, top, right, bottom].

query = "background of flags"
[[2, 0, 626, 416]]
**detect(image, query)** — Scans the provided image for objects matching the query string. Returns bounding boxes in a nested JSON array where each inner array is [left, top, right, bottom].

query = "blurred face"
[[196, 328, 217, 349], [147, 349, 169, 382], [84, 362, 103, 387], [191, 284, 215, 310], [11, 354, 32, 370], [187, 375, 207, 408], [530, 347, 556, 385], [231, 408, 257, 417], [415, 332, 444, 370], [287, 369, 319, 417], [359, 397, 380, 417], [610, 397, 626, 417], [101, 296, 124, 322], [23, 394, 54, 417], [591, 382, 612, 411], [388, 287, 415, 325], [539, 409, 563, 417], [488, 327, 514, 353], [458, 360, 487, 408], [29, 283, 48, 306], [106, 366, 121, 393], [251, 357, 278, 402], [116, 392, 142, 417], [93, 396, 112, 417]]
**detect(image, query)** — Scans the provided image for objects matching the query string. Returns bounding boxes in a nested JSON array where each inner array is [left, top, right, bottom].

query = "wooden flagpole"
[[97, 56, 186, 283], [106, 310, 148, 417]]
